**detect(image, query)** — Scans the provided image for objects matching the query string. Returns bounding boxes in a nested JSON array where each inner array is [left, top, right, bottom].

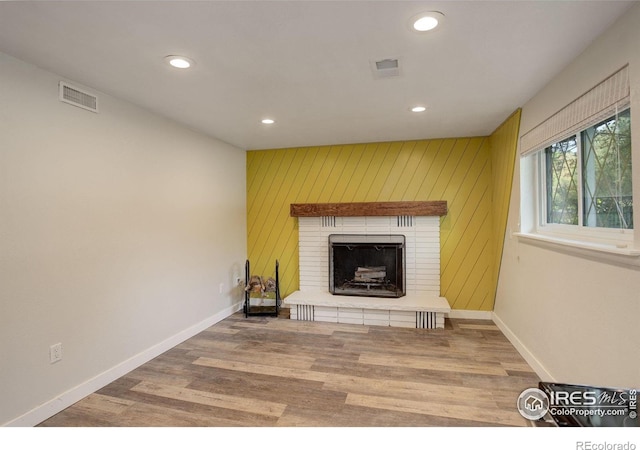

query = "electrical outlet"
[[219, 283, 224, 294], [50, 343, 63, 364]]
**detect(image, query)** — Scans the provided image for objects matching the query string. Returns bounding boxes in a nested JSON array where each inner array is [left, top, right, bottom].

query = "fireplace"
[[285, 201, 450, 329], [329, 234, 405, 298]]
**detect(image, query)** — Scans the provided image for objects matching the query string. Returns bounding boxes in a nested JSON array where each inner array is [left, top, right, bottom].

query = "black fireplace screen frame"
[[328, 234, 406, 298]]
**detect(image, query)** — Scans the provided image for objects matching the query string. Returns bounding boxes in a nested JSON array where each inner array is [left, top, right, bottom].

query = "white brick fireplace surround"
[[284, 202, 450, 329]]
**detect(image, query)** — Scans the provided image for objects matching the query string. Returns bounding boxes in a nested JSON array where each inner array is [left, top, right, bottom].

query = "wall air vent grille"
[[397, 215, 414, 227], [321, 216, 336, 228], [59, 82, 98, 113]]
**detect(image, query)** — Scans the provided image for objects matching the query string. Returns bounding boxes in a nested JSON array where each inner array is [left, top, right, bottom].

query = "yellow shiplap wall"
[[488, 109, 522, 297], [247, 111, 521, 311], [247, 136, 499, 310]]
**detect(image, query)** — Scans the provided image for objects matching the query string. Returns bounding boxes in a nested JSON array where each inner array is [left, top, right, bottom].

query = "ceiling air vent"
[[371, 58, 400, 79], [59, 82, 98, 113]]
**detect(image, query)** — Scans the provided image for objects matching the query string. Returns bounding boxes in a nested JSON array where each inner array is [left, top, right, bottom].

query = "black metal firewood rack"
[[244, 259, 280, 317]]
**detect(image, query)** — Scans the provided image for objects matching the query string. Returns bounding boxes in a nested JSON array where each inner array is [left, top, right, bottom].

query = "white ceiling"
[[0, 1, 635, 150]]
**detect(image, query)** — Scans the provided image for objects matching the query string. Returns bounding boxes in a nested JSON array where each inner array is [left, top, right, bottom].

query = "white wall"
[[0, 52, 247, 425], [494, 4, 640, 388]]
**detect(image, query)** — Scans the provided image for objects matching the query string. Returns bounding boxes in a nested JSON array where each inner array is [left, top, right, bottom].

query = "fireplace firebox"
[[329, 234, 405, 298]]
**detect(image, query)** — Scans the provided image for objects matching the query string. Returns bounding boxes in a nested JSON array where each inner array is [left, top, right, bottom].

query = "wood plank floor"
[[38, 313, 539, 427]]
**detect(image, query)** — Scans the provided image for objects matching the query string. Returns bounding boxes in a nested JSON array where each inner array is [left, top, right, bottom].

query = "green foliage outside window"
[[544, 109, 632, 229], [582, 109, 633, 229], [546, 137, 579, 225]]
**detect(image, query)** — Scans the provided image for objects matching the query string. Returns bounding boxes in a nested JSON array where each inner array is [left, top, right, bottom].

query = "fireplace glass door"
[[329, 234, 405, 298]]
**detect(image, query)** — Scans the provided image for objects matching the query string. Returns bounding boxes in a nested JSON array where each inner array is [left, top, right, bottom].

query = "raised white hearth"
[[284, 201, 451, 329], [287, 291, 449, 328]]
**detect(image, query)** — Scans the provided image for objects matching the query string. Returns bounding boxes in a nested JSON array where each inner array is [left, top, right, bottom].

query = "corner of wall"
[[487, 109, 522, 310]]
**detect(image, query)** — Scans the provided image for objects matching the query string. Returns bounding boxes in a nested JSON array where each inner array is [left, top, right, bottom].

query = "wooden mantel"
[[290, 201, 447, 217]]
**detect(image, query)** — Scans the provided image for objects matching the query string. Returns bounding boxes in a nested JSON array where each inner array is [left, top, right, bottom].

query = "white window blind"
[[520, 65, 630, 156]]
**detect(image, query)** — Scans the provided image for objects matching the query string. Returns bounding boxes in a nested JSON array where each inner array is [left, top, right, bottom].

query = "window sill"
[[514, 232, 640, 263]]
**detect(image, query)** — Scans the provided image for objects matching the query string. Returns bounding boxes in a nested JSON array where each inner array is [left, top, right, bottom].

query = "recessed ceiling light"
[[165, 55, 195, 69], [261, 118, 275, 124], [411, 106, 427, 113], [410, 11, 445, 32]]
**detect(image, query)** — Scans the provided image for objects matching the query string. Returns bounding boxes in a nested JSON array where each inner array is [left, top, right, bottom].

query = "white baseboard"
[[447, 309, 493, 320], [492, 311, 555, 382], [3, 301, 243, 427]]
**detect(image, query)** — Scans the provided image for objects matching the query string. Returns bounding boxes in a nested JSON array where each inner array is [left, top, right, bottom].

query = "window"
[[545, 136, 579, 225], [518, 66, 638, 255], [542, 109, 632, 230]]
